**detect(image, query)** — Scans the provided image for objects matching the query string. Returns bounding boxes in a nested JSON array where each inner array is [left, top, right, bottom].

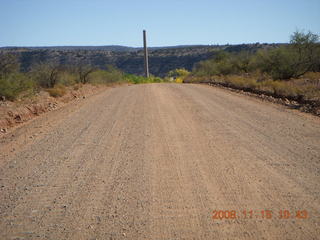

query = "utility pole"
[[143, 30, 149, 78]]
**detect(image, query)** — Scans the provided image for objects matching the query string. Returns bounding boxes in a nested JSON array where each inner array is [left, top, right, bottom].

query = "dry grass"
[[259, 80, 301, 97], [303, 72, 320, 81], [47, 85, 66, 98], [186, 72, 320, 101]]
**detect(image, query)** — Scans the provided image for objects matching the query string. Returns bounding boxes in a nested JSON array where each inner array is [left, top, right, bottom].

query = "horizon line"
[[0, 42, 286, 49]]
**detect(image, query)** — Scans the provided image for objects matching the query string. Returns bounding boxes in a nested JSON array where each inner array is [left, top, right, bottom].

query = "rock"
[[284, 98, 291, 105], [14, 114, 22, 122]]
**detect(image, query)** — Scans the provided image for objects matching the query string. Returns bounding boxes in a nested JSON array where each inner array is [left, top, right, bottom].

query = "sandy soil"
[[0, 83, 319, 240]]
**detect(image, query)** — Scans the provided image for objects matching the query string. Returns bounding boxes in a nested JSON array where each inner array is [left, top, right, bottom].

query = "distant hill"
[[0, 45, 139, 52], [0, 44, 219, 52], [0, 44, 280, 76]]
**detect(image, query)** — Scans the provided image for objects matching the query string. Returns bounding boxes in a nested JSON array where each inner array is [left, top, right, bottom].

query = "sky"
[[0, 0, 319, 47]]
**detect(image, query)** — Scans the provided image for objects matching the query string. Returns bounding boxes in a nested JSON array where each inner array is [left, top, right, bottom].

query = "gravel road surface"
[[1, 83, 319, 239]]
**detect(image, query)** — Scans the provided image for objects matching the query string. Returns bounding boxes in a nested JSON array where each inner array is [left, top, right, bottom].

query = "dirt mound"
[[0, 84, 108, 132]]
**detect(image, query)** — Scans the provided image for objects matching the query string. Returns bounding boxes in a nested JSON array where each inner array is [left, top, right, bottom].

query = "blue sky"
[[0, 0, 319, 47]]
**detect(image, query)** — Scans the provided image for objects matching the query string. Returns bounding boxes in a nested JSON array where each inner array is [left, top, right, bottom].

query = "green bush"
[[58, 72, 78, 86], [193, 51, 249, 76], [167, 68, 190, 78], [192, 30, 320, 81], [29, 63, 61, 88], [89, 67, 124, 84], [125, 74, 164, 84], [255, 48, 299, 80], [193, 60, 219, 76], [0, 73, 35, 101]]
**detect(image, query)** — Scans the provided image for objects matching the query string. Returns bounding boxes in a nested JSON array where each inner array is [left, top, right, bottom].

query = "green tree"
[[254, 48, 298, 80], [77, 64, 96, 84], [0, 73, 35, 101], [289, 30, 320, 76], [30, 62, 61, 88], [231, 51, 252, 73], [255, 30, 320, 80]]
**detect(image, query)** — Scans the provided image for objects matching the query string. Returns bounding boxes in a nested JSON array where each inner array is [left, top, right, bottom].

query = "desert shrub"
[[47, 85, 66, 98], [300, 85, 320, 100], [259, 80, 300, 96], [125, 74, 140, 84], [303, 72, 320, 80], [86, 70, 106, 84], [107, 67, 125, 83], [290, 78, 320, 100], [231, 51, 253, 73], [30, 62, 61, 88], [167, 68, 189, 83], [58, 72, 78, 86], [151, 76, 163, 83], [193, 59, 219, 76], [76, 64, 96, 84], [125, 74, 164, 84], [0, 73, 35, 101], [89, 66, 124, 84], [193, 51, 253, 76], [254, 31, 320, 80], [224, 75, 258, 88], [192, 31, 320, 80], [255, 47, 301, 80], [167, 68, 190, 78], [216, 60, 235, 75], [175, 77, 184, 83]]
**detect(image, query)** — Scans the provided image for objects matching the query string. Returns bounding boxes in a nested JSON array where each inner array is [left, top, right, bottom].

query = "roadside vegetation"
[[167, 68, 190, 83], [180, 30, 320, 104], [0, 55, 166, 101], [124, 74, 164, 84]]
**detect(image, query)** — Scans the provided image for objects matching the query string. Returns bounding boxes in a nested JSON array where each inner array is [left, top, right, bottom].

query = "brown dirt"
[[0, 83, 319, 239], [0, 84, 115, 132]]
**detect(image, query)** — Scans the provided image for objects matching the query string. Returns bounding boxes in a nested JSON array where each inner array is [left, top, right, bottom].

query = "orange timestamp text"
[[212, 210, 308, 220]]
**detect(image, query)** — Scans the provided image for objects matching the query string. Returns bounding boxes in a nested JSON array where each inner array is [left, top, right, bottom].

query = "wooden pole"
[[143, 30, 149, 78]]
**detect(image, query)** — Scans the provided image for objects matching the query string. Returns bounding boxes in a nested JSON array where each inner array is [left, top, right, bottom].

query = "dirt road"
[[1, 83, 319, 239]]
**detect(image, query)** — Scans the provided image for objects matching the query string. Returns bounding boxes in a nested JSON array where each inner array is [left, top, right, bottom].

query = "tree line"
[[191, 30, 320, 80], [0, 54, 128, 100]]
